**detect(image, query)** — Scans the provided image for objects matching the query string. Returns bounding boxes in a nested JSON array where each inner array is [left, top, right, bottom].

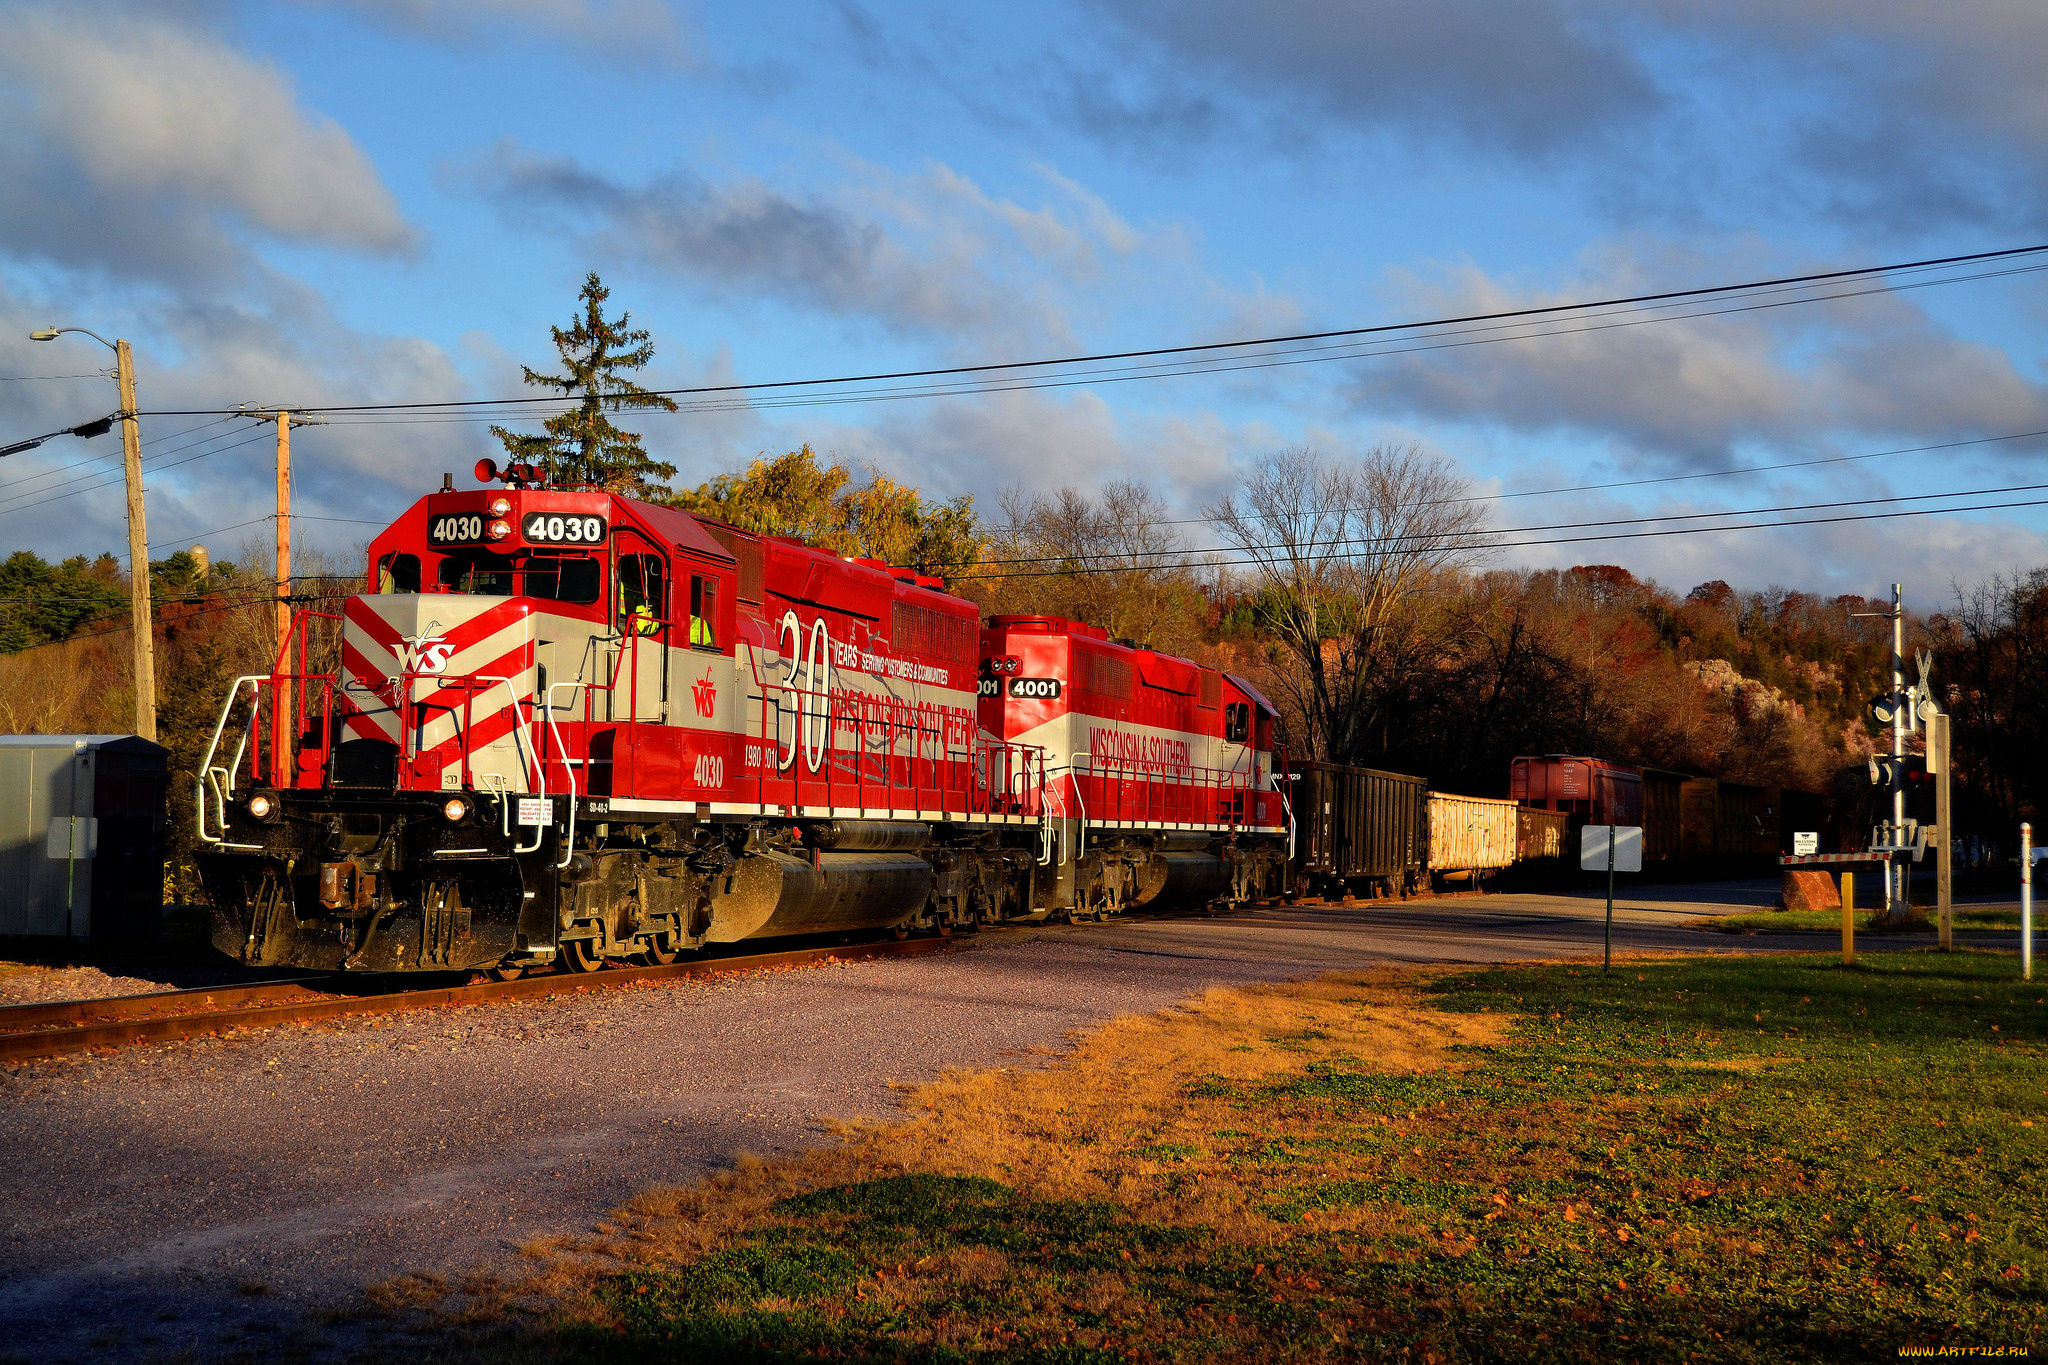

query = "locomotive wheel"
[[489, 963, 524, 982], [560, 937, 605, 973], [639, 935, 681, 967], [891, 922, 912, 941]]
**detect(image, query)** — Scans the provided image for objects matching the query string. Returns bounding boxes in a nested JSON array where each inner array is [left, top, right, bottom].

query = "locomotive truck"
[[194, 462, 1291, 976]]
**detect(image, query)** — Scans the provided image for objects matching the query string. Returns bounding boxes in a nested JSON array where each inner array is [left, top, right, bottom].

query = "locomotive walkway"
[[0, 879, 1989, 1362]]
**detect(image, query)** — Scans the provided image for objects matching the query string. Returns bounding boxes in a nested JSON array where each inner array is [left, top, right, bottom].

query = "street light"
[[30, 324, 157, 742]]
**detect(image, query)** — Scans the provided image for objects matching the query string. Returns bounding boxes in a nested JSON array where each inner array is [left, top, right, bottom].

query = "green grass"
[[1700, 906, 2023, 934], [473, 953, 2048, 1362]]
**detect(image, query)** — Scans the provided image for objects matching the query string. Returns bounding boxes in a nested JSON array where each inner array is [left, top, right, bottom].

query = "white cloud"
[[0, 8, 414, 282], [0, 273, 478, 563], [303, 0, 698, 65], [1345, 246, 2048, 465], [465, 144, 1195, 350]]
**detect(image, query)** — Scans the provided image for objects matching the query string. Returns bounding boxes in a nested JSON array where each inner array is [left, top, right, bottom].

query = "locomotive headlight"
[[441, 796, 471, 824], [244, 792, 275, 821], [488, 495, 511, 517], [485, 519, 512, 541], [1004, 655, 1021, 674]]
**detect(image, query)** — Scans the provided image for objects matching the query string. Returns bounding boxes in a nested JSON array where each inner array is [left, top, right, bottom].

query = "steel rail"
[[0, 975, 350, 1035], [0, 938, 959, 1066]]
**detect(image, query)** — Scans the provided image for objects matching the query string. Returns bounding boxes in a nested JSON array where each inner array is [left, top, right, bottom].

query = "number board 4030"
[[427, 513, 487, 544], [523, 512, 607, 545]]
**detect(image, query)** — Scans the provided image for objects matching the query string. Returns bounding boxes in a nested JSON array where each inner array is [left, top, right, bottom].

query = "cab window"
[[689, 574, 719, 649], [523, 555, 600, 604], [377, 553, 420, 593], [438, 551, 515, 596], [618, 554, 667, 635], [1224, 702, 1250, 744]]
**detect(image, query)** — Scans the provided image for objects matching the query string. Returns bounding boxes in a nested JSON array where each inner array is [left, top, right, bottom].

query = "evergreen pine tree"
[[490, 273, 680, 497]]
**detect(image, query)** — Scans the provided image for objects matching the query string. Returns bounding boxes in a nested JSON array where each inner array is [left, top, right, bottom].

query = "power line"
[[118, 242, 2048, 418], [0, 416, 234, 500], [0, 586, 356, 654], [281, 259, 2048, 431], [0, 427, 275, 521], [953, 492, 2048, 583], [6, 488, 2032, 645], [966, 476, 2048, 573]]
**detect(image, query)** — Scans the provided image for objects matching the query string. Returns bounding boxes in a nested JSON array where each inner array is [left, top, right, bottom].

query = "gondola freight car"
[[1427, 792, 1518, 884], [1290, 760, 1428, 898], [1516, 806, 1572, 861], [1641, 768, 1686, 862]]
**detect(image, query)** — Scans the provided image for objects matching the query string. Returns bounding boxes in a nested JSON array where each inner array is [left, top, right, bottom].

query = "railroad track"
[[0, 938, 958, 1066]]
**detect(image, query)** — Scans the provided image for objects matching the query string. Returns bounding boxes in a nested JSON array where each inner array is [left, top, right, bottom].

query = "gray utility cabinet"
[[0, 735, 169, 946]]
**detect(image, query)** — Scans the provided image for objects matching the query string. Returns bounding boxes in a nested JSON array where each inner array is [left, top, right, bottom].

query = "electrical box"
[[0, 735, 168, 946]]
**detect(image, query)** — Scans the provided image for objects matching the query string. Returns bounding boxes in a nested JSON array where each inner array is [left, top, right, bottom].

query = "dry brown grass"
[[364, 952, 2048, 1364], [374, 967, 1502, 1355]]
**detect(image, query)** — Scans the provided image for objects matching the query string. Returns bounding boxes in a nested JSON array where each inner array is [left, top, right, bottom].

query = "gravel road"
[[0, 881, 1934, 1361]]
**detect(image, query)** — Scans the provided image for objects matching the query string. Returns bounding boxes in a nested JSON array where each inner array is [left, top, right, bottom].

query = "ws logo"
[[398, 623, 455, 675]]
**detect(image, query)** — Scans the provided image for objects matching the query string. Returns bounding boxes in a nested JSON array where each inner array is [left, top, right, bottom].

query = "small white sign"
[[1793, 831, 1819, 856], [517, 797, 548, 827], [1580, 824, 1643, 873]]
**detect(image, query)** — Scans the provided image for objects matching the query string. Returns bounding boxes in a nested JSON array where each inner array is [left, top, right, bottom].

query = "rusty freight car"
[[1509, 755, 1643, 828]]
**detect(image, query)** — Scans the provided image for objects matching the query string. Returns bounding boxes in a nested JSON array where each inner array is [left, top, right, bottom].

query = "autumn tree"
[[490, 272, 679, 498], [676, 445, 984, 577]]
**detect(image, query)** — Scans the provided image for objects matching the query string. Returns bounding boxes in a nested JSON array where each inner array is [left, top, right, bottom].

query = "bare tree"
[[975, 480, 1213, 655], [1209, 444, 1486, 761]]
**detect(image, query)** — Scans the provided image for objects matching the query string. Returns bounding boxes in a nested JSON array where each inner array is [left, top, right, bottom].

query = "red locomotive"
[[196, 464, 1290, 975]]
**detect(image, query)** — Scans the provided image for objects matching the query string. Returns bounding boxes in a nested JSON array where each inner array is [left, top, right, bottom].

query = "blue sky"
[[3, 0, 2047, 608]]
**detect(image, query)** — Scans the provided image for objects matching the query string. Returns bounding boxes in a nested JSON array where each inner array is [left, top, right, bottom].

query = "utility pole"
[[32, 327, 156, 740], [115, 342, 157, 742], [237, 407, 321, 783], [275, 410, 292, 662]]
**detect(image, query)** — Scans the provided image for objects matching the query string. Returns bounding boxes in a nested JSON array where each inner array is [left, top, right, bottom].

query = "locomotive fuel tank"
[[707, 849, 933, 941], [1130, 850, 1228, 908], [806, 820, 932, 852]]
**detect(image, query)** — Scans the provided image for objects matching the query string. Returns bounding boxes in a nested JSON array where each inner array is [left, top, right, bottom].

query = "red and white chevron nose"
[[340, 595, 536, 783]]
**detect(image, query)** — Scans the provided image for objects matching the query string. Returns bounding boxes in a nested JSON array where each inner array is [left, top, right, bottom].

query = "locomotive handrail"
[[195, 675, 270, 848], [462, 673, 545, 854], [543, 680, 586, 869], [1272, 768, 1296, 860], [1067, 752, 1091, 855], [738, 654, 1044, 825]]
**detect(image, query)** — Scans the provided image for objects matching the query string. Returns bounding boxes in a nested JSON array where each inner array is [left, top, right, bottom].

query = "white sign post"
[[1581, 825, 1644, 972]]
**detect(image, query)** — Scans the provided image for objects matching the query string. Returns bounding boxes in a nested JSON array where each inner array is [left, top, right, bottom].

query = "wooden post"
[[275, 409, 291, 660], [1936, 712, 1953, 950], [115, 340, 156, 742], [1840, 870, 1856, 966], [270, 410, 292, 785]]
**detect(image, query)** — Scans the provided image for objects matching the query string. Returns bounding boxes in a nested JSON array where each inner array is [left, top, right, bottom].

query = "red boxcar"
[[1509, 755, 1644, 828]]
